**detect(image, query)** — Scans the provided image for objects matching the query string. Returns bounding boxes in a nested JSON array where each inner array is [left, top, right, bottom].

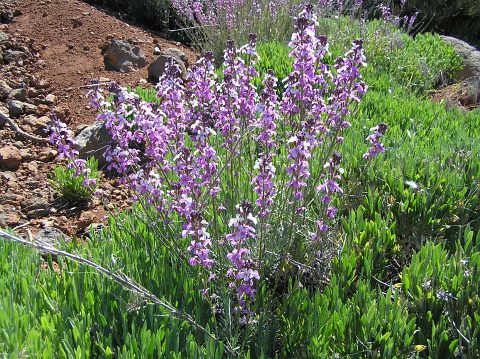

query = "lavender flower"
[[72, 7, 376, 326], [363, 123, 388, 159], [253, 70, 278, 218], [48, 115, 97, 190], [226, 201, 259, 322]]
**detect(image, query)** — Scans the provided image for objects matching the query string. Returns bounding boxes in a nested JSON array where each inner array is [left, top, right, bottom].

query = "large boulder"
[[103, 39, 148, 72], [75, 121, 111, 167], [441, 36, 480, 80], [147, 48, 188, 83]]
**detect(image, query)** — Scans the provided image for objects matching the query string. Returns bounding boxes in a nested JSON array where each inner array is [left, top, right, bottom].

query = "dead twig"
[[0, 111, 50, 144]]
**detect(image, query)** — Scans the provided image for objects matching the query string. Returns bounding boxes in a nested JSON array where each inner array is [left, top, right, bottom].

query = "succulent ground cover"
[[1, 1, 480, 358]]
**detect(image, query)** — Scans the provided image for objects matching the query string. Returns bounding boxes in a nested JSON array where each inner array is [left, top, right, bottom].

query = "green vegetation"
[[2, 7, 480, 359], [254, 19, 462, 95], [49, 157, 99, 203]]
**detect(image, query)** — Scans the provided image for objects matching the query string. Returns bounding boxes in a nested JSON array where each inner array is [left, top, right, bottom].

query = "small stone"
[[36, 79, 49, 89], [0, 79, 12, 99], [0, 31, 8, 42], [99, 77, 110, 82], [24, 161, 38, 172], [3, 49, 29, 64], [0, 104, 8, 128], [44, 94, 56, 104], [7, 100, 36, 117], [23, 114, 49, 135], [70, 16, 82, 28], [22, 198, 50, 219], [38, 148, 57, 162], [148, 48, 188, 83], [0, 145, 22, 169], [20, 148, 32, 161], [8, 87, 27, 101], [75, 122, 112, 167], [1, 171, 16, 182], [103, 39, 148, 72], [153, 46, 161, 55], [0, 206, 21, 227], [77, 210, 98, 230], [34, 226, 70, 248], [52, 106, 69, 120], [35, 104, 50, 116], [27, 88, 40, 97]]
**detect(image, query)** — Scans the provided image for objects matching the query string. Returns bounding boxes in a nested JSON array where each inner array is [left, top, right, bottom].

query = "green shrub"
[[49, 157, 99, 203], [400, 227, 480, 357], [365, 31, 463, 92], [252, 21, 462, 95], [84, 0, 184, 41]]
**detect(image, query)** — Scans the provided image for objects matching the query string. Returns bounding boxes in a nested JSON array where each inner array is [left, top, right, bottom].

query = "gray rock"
[[148, 48, 188, 83], [34, 226, 70, 248], [0, 31, 8, 42], [441, 36, 480, 80], [0, 9, 14, 23], [44, 94, 56, 104], [103, 39, 148, 72], [8, 87, 27, 101], [0, 79, 11, 99], [23, 114, 49, 135], [7, 99, 24, 117], [0, 104, 8, 127], [7, 99, 36, 117], [75, 121, 112, 167], [3, 49, 29, 64], [22, 199, 50, 219]]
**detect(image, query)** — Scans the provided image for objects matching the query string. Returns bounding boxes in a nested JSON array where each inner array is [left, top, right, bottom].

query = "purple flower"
[[363, 123, 388, 160], [226, 201, 258, 318], [48, 115, 96, 191]]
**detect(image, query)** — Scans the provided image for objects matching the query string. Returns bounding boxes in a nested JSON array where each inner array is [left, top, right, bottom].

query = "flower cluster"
[[281, 5, 366, 232], [363, 123, 388, 159], [68, 7, 384, 323], [379, 3, 418, 33], [48, 115, 97, 188], [226, 201, 259, 323]]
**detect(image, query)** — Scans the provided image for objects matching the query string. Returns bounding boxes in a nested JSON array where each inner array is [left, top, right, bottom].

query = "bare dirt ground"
[[0, 0, 196, 238], [15, 0, 195, 128]]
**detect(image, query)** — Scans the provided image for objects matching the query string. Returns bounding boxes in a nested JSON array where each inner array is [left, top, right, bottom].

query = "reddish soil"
[[15, 0, 195, 128], [431, 80, 480, 111], [0, 0, 196, 238]]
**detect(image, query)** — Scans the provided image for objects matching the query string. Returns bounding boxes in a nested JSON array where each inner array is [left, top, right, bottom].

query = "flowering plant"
[[48, 117, 99, 203], [52, 6, 386, 328]]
